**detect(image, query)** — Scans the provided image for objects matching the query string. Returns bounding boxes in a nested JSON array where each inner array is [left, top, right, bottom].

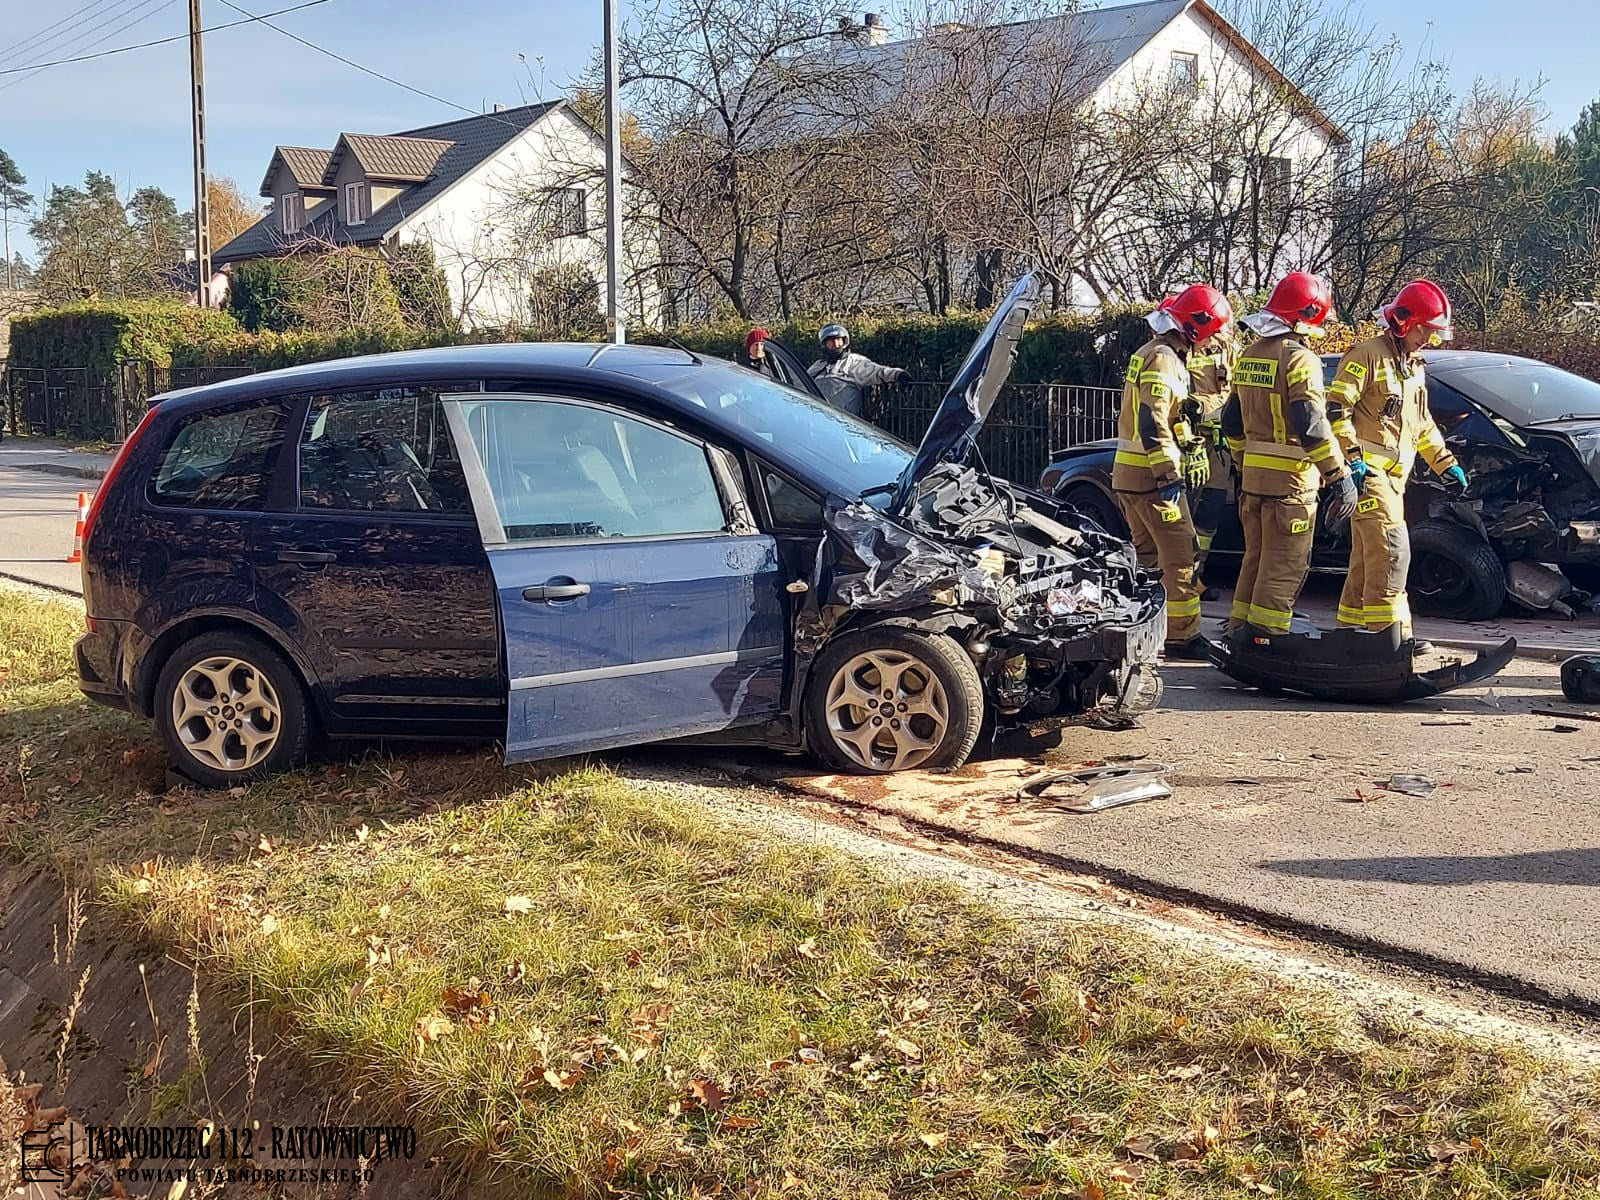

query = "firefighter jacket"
[[1186, 340, 1235, 423], [1326, 333, 1458, 482], [1221, 333, 1349, 497], [1112, 332, 1190, 493]]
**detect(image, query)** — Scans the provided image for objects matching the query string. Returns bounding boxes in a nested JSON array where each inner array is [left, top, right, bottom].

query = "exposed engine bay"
[[798, 462, 1167, 724]]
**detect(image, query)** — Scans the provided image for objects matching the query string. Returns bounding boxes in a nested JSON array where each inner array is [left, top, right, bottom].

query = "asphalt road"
[[0, 440, 106, 593], [742, 654, 1600, 1010]]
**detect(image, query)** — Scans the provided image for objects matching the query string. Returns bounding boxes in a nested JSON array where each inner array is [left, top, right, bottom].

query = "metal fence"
[[865, 380, 1119, 485], [4, 366, 121, 440]]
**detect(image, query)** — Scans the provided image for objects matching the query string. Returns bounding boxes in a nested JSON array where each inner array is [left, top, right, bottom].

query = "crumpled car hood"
[[1533, 419, 1600, 491], [800, 463, 1164, 652], [890, 273, 1041, 513]]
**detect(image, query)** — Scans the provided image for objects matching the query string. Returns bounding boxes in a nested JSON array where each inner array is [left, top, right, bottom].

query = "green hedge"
[[9, 301, 241, 387]]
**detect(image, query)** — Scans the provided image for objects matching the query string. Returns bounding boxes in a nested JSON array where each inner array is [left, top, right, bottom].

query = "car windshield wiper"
[[1529, 412, 1600, 424]]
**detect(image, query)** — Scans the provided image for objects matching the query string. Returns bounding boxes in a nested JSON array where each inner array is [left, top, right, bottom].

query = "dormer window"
[[279, 191, 305, 234], [345, 181, 369, 225]]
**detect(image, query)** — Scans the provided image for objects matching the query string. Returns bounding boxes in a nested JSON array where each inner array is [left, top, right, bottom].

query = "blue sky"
[[0, 0, 1591, 262]]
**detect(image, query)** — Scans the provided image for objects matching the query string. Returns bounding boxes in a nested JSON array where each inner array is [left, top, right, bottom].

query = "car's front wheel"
[[156, 630, 311, 788], [806, 622, 985, 774], [1409, 521, 1506, 621]]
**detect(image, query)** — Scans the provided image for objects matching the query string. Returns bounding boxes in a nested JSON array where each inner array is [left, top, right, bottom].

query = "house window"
[[542, 188, 587, 238], [345, 181, 369, 225], [1252, 155, 1293, 216], [279, 191, 305, 235], [1210, 162, 1230, 192], [1170, 51, 1199, 97]]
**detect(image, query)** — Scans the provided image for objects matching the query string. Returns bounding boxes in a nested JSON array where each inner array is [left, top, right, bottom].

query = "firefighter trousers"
[[1230, 489, 1317, 635], [1192, 442, 1233, 573], [1115, 489, 1201, 641], [1338, 471, 1411, 635]]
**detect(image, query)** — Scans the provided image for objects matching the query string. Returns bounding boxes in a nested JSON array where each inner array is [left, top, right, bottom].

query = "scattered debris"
[[1547, 723, 1582, 734], [1532, 707, 1600, 723], [1421, 717, 1473, 726], [1383, 774, 1439, 798], [1019, 763, 1174, 813], [1479, 689, 1503, 710]]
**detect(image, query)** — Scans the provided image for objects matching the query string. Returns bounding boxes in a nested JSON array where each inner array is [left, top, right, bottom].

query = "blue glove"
[[1347, 458, 1372, 490], [1443, 464, 1468, 490], [1158, 479, 1183, 504]]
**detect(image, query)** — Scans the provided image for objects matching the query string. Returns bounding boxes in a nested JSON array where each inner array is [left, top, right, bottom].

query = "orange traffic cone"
[[66, 491, 89, 564]]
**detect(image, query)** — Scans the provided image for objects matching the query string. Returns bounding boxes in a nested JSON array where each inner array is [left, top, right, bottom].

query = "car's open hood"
[[889, 273, 1041, 514]]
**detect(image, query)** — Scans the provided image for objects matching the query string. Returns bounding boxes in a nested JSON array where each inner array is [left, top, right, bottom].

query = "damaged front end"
[[1208, 621, 1516, 703], [796, 466, 1165, 725]]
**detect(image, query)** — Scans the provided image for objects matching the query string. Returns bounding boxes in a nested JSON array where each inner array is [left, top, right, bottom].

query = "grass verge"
[[3, 586, 1600, 1198]]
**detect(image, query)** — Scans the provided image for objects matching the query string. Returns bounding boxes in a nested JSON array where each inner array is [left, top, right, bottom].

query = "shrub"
[[226, 259, 309, 333], [8, 300, 239, 383], [218, 249, 404, 335], [390, 242, 457, 332]]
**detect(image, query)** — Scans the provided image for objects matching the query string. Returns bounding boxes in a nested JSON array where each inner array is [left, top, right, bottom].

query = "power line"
[[0, 0, 128, 69], [0, 0, 333, 78], [215, 0, 500, 123], [0, 0, 180, 93], [9, 0, 173, 71]]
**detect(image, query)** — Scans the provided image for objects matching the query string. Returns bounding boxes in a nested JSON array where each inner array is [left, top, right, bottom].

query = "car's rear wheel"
[[156, 630, 310, 788], [806, 623, 984, 774], [1409, 521, 1506, 621], [1059, 484, 1127, 538]]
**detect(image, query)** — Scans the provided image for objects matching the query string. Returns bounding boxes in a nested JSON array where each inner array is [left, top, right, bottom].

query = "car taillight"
[[82, 406, 160, 550]]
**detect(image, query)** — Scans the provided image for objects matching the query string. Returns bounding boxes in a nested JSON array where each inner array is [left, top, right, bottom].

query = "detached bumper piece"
[[1207, 620, 1517, 703]]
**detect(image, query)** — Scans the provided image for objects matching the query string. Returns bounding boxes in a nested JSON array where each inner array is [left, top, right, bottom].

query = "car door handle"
[[522, 581, 591, 602], [278, 549, 337, 564]]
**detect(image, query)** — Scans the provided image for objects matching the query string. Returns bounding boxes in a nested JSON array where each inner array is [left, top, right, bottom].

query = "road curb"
[[11, 461, 108, 480], [0, 570, 83, 598]]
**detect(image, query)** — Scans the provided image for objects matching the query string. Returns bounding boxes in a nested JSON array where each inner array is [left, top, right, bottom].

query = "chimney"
[[863, 12, 888, 45], [492, 102, 507, 113]]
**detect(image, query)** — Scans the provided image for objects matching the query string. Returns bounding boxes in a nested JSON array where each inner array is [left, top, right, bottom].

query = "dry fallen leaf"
[[257, 835, 273, 855], [503, 895, 534, 915], [260, 913, 278, 936], [688, 1077, 727, 1112], [884, 1034, 922, 1061], [543, 1066, 584, 1091], [1082, 1184, 1106, 1200], [1109, 1162, 1144, 1185], [796, 937, 820, 959], [781, 1170, 803, 1191], [1166, 1063, 1205, 1080], [141, 1044, 162, 1080], [1283, 1087, 1308, 1103], [1122, 1134, 1158, 1161], [415, 1014, 453, 1044], [504, 960, 526, 985], [354, 823, 370, 843], [918, 1131, 950, 1150], [721, 1115, 760, 1131]]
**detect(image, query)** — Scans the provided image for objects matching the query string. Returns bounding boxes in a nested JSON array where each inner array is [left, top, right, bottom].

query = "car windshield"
[[1448, 359, 1600, 426], [646, 362, 914, 498]]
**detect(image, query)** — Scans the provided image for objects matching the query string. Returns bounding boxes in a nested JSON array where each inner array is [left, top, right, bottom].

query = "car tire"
[[1409, 521, 1506, 621], [806, 622, 985, 774], [1060, 484, 1127, 538], [156, 630, 311, 789]]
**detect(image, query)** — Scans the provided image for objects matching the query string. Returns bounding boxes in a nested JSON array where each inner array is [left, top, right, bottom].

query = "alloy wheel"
[[170, 655, 282, 773], [823, 649, 949, 771]]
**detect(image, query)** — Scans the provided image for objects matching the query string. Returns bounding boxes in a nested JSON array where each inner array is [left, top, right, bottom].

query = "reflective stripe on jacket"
[[1327, 334, 1457, 481], [1111, 333, 1189, 493]]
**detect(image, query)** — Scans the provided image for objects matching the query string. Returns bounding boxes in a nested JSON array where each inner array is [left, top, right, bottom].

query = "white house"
[[214, 100, 659, 331], [780, 0, 1348, 309]]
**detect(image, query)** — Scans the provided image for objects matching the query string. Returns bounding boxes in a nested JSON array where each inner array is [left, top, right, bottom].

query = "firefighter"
[[1184, 324, 1238, 594], [1328, 279, 1467, 644], [1112, 284, 1234, 660], [1221, 272, 1358, 636]]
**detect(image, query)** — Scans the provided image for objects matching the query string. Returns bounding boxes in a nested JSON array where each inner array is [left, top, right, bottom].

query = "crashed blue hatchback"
[[76, 275, 1164, 786]]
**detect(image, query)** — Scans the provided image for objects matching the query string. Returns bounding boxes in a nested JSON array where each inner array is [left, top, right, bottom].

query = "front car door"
[[444, 394, 787, 762]]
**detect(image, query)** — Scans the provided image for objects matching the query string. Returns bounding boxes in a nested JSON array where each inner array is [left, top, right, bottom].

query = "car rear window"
[[150, 401, 288, 510]]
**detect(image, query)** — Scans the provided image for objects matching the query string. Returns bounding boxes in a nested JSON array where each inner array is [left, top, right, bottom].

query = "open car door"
[[445, 394, 788, 762]]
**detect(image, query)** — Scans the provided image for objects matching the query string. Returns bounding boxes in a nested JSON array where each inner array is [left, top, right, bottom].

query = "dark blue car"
[[76, 278, 1164, 787]]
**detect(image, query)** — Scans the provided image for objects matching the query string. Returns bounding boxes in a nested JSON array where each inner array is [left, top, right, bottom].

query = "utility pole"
[[189, 0, 212, 306], [602, 0, 624, 343]]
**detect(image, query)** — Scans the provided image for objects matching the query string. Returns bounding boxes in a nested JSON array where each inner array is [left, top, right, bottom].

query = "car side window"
[[298, 387, 471, 514], [151, 399, 289, 510], [459, 398, 728, 542], [762, 467, 824, 529]]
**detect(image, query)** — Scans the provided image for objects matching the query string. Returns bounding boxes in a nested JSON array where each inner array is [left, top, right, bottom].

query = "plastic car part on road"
[[1207, 620, 1517, 703]]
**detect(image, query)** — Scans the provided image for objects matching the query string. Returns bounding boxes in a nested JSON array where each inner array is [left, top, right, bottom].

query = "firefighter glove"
[[1442, 464, 1469, 491], [1182, 442, 1210, 489], [1325, 473, 1359, 526], [1158, 479, 1184, 504], [1348, 457, 1372, 491]]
